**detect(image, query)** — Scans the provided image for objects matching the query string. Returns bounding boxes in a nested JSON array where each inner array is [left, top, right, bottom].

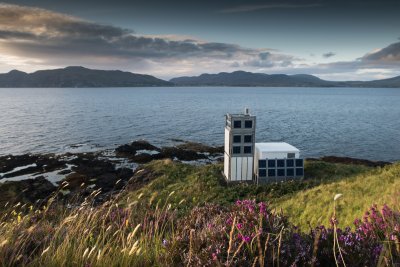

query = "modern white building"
[[224, 108, 255, 182], [254, 142, 303, 183], [224, 109, 304, 184]]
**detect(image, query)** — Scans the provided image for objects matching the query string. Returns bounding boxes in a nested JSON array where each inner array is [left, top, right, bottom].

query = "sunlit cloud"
[[0, 3, 399, 80]]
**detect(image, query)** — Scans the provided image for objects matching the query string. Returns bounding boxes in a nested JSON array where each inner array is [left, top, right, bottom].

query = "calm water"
[[0, 87, 399, 161]]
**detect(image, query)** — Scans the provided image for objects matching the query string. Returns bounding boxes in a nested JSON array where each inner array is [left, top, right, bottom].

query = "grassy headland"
[[0, 159, 399, 266]]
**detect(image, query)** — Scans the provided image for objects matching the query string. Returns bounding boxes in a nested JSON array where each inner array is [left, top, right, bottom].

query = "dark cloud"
[[362, 41, 400, 62], [323, 52, 336, 58], [0, 4, 260, 61], [242, 52, 295, 68]]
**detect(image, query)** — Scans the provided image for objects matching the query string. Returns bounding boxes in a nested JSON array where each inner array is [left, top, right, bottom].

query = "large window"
[[244, 135, 252, 143], [259, 169, 266, 177], [232, 146, 241, 154], [277, 169, 285, 177], [263, 158, 304, 179], [233, 135, 241, 143], [258, 160, 266, 168], [268, 169, 276, 177], [244, 146, 252, 154], [233, 120, 241, 128], [286, 159, 294, 167], [296, 159, 303, 167], [277, 159, 285, 168], [286, 168, 294, 176], [244, 120, 253, 128], [296, 168, 304, 176], [268, 160, 276, 168]]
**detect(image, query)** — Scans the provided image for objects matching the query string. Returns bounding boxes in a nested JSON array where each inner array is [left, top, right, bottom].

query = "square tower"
[[224, 109, 256, 182]]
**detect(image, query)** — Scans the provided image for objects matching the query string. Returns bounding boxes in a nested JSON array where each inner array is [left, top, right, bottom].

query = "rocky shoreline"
[[0, 140, 392, 208]]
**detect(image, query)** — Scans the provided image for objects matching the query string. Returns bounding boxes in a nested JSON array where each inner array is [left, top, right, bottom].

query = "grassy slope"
[[274, 163, 400, 228], [124, 159, 400, 229]]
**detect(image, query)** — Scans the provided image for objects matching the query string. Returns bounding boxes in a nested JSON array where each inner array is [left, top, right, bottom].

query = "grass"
[[123, 159, 374, 218], [274, 162, 400, 228], [0, 159, 398, 266]]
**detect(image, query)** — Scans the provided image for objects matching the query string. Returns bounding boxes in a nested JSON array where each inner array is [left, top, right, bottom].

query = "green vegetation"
[[0, 159, 399, 266], [275, 162, 400, 228], [124, 159, 383, 226]]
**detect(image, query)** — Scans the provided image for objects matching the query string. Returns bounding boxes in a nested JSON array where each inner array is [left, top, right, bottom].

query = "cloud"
[[220, 3, 321, 13], [361, 41, 400, 62], [0, 3, 299, 78], [323, 52, 336, 58], [0, 3, 254, 60], [0, 3, 398, 80], [242, 52, 296, 68]]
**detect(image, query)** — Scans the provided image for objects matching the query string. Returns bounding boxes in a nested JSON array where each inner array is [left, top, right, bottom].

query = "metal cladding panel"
[[241, 157, 247, 180], [247, 157, 253, 180], [237, 158, 242, 180], [230, 157, 237, 181], [224, 153, 229, 179], [224, 128, 230, 155]]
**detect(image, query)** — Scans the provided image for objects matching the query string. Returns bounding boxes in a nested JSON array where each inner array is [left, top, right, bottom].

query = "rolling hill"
[[170, 70, 400, 87], [0, 66, 172, 87]]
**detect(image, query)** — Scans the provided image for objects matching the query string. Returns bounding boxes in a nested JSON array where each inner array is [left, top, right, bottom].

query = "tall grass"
[[0, 161, 399, 266]]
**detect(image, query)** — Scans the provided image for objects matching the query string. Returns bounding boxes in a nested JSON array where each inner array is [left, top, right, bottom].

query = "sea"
[[0, 87, 399, 161]]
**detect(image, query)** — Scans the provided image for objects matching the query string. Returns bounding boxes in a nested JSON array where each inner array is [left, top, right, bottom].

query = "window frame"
[[233, 120, 242, 128], [244, 135, 252, 143], [244, 120, 253, 128], [232, 146, 241, 154], [243, 146, 252, 154], [233, 135, 241, 143]]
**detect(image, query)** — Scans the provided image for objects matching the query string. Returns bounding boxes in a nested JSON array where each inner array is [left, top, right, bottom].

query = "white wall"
[[230, 157, 253, 181], [224, 128, 230, 155], [224, 153, 229, 179]]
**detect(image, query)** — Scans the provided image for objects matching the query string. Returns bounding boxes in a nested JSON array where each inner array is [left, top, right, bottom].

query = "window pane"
[[287, 153, 295, 158], [296, 159, 303, 167], [244, 135, 252, 143], [259, 160, 266, 168], [233, 146, 241, 154], [268, 169, 276, 177], [268, 160, 275, 168], [244, 146, 252, 154], [233, 120, 241, 128], [245, 120, 253, 128], [296, 168, 304, 176], [259, 169, 266, 177], [277, 159, 285, 168], [233, 135, 241, 143], [286, 168, 294, 176], [277, 169, 285, 177], [286, 159, 294, 167]]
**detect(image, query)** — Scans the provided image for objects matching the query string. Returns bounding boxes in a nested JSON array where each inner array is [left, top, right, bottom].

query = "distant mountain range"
[[0, 66, 172, 87], [0, 67, 399, 88], [170, 71, 400, 88]]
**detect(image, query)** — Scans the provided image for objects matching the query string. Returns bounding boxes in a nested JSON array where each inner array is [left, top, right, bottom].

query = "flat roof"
[[255, 142, 300, 153]]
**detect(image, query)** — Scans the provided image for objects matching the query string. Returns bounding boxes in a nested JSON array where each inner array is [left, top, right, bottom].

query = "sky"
[[0, 0, 399, 80]]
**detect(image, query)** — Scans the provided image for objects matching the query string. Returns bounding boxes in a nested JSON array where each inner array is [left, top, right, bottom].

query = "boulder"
[[0, 176, 56, 207]]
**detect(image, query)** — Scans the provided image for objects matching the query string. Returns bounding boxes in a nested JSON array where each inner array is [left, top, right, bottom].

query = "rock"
[[158, 147, 208, 161], [57, 169, 72, 175], [130, 153, 157, 164], [175, 142, 224, 155], [0, 154, 39, 173], [115, 140, 222, 163], [0, 154, 66, 178], [115, 140, 160, 158], [0, 176, 56, 207]]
